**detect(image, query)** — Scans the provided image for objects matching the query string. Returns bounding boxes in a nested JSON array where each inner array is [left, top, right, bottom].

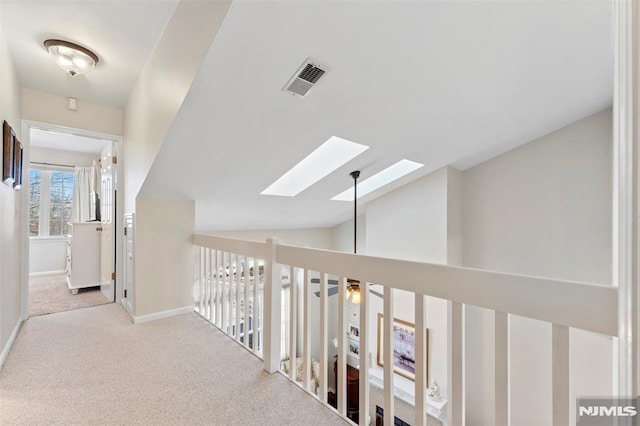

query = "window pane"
[[50, 187, 63, 204], [29, 220, 39, 236], [63, 187, 73, 204], [49, 221, 62, 236], [62, 222, 71, 236], [50, 171, 62, 186], [63, 204, 72, 220], [63, 172, 74, 186], [29, 170, 41, 202], [29, 203, 40, 220], [50, 204, 63, 219]]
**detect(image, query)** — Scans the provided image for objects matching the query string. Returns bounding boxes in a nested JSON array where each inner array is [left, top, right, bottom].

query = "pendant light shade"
[[44, 39, 99, 76]]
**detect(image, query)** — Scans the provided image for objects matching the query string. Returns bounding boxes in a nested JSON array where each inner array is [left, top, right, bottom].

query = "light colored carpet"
[[0, 304, 347, 426], [29, 273, 111, 317]]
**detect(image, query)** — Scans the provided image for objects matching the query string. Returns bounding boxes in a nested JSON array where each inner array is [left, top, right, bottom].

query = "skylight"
[[261, 136, 369, 197], [331, 159, 424, 201]]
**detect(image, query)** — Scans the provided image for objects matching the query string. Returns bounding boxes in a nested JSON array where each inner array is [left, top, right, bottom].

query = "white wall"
[[462, 109, 613, 425], [210, 228, 332, 249], [134, 198, 195, 317], [0, 3, 23, 367], [122, 0, 231, 319], [123, 0, 231, 213], [29, 238, 67, 274], [22, 89, 122, 136]]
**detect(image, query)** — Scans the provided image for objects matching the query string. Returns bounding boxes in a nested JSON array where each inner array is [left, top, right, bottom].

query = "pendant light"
[[44, 39, 99, 77], [346, 170, 361, 304]]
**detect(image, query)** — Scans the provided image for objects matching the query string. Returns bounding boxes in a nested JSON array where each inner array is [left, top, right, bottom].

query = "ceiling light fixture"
[[332, 159, 424, 201], [44, 39, 99, 77], [313, 170, 385, 303], [261, 136, 369, 197]]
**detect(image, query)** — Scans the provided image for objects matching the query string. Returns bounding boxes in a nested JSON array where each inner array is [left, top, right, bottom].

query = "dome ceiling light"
[[43, 39, 99, 77]]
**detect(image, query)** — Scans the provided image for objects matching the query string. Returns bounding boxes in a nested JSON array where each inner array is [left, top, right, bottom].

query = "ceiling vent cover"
[[283, 59, 327, 97]]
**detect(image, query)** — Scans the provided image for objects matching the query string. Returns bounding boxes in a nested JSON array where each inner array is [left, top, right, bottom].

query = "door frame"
[[20, 120, 124, 320]]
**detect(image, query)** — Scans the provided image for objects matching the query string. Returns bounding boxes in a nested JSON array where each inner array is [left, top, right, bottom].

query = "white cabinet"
[[67, 222, 101, 294]]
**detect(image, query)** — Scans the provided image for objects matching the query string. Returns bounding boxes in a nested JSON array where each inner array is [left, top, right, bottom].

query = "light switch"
[[68, 97, 77, 111]]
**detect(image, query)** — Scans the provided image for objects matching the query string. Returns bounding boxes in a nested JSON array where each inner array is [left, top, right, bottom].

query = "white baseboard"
[[29, 270, 66, 277], [133, 306, 194, 325], [0, 318, 23, 370]]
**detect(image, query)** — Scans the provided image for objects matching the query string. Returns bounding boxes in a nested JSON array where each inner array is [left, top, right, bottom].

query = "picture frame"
[[348, 322, 360, 340], [376, 313, 428, 382], [3, 120, 15, 186], [348, 338, 360, 357], [12, 139, 22, 190]]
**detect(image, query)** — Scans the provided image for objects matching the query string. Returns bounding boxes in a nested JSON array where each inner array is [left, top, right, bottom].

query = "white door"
[[99, 143, 116, 301], [123, 213, 134, 315]]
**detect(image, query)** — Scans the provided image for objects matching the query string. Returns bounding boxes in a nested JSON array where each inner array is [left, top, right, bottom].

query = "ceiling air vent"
[[283, 59, 327, 97]]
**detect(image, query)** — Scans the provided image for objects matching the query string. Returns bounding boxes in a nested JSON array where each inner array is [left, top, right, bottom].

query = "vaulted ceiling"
[[140, 0, 613, 230]]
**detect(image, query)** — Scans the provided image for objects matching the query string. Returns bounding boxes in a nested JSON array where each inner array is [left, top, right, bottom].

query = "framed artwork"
[[348, 322, 360, 340], [3, 120, 15, 186], [13, 139, 23, 190], [348, 338, 360, 357], [377, 313, 428, 382]]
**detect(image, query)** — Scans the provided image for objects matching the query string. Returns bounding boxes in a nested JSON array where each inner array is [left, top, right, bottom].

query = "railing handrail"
[[193, 234, 268, 258], [192, 234, 618, 336]]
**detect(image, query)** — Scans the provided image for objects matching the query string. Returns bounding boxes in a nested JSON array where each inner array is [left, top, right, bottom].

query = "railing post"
[[383, 287, 395, 426], [263, 237, 282, 373], [552, 324, 569, 426], [613, 0, 639, 398], [495, 311, 509, 426], [359, 280, 370, 426], [415, 294, 427, 426], [449, 301, 464, 426]]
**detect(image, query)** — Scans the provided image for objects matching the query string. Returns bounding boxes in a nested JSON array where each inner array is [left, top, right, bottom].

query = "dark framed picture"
[[13, 139, 23, 190], [349, 322, 360, 340], [3, 120, 15, 186], [377, 313, 428, 382]]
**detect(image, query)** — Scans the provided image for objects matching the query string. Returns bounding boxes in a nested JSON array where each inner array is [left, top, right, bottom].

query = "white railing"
[[193, 234, 267, 358], [192, 234, 617, 426]]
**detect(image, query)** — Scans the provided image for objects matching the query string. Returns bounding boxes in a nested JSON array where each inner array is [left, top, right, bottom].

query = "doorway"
[[21, 121, 122, 318]]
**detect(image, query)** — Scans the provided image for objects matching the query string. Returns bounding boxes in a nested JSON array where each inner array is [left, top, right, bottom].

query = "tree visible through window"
[[29, 168, 74, 237], [29, 170, 41, 236], [49, 171, 74, 236]]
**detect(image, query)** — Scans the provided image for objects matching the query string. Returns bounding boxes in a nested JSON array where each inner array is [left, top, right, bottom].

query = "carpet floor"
[[0, 304, 347, 425], [29, 273, 111, 317]]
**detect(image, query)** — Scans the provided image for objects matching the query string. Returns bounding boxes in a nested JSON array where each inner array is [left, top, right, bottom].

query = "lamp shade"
[[44, 39, 99, 76]]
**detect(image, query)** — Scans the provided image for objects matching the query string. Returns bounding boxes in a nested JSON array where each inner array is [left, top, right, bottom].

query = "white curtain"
[[71, 166, 92, 222]]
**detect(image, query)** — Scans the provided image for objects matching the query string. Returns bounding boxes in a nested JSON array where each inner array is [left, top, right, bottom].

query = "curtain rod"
[[30, 161, 75, 169]]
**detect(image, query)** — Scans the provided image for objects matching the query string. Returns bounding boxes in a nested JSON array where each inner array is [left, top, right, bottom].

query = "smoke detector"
[[282, 58, 328, 97]]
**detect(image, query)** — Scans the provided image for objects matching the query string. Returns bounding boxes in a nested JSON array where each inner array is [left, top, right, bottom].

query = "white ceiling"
[[141, 0, 614, 231], [30, 128, 110, 154], [0, 0, 179, 107]]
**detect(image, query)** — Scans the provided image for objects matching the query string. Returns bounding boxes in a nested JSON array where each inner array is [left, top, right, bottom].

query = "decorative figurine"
[[428, 381, 441, 401]]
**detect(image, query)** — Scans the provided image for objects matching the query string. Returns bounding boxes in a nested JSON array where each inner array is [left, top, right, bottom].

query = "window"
[[29, 170, 41, 236], [29, 168, 74, 237]]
